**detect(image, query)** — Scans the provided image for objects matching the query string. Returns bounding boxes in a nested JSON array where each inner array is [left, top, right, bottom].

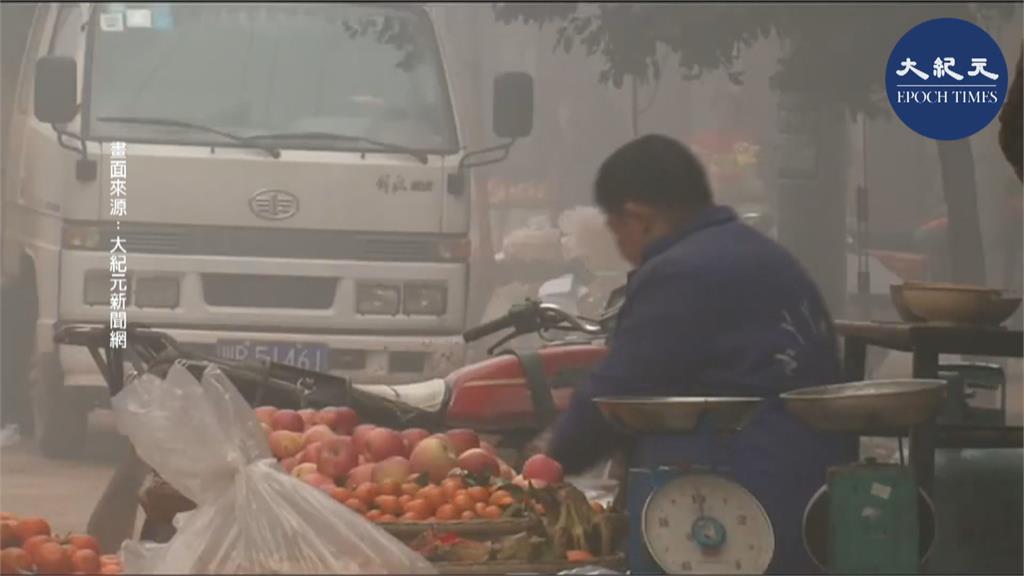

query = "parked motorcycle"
[[58, 295, 619, 548]]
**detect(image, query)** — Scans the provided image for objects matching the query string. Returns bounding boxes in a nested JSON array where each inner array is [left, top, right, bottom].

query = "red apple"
[[346, 463, 376, 488], [302, 424, 336, 447], [292, 462, 319, 479], [444, 429, 480, 455], [298, 409, 317, 430], [409, 436, 458, 483], [316, 407, 360, 435], [300, 442, 324, 465], [401, 428, 431, 455], [352, 424, 377, 455], [372, 456, 411, 484], [522, 454, 564, 485], [318, 436, 359, 480], [335, 407, 360, 435], [457, 448, 500, 477], [280, 456, 299, 473], [479, 441, 498, 458], [271, 409, 304, 433], [364, 428, 406, 462], [302, 472, 335, 490], [268, 430, 303, 459], [254, 406, 277, 426]]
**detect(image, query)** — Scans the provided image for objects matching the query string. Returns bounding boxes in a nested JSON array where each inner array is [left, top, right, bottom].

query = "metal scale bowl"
[[594, 396, 771, 575], [780, 379, 947, 574], [595, 381, 947, 575]]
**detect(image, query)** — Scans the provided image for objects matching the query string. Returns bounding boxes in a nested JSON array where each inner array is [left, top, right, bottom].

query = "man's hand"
[[139, 475, 196, 525]]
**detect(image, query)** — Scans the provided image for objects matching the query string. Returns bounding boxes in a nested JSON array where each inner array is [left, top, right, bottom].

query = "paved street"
[[0, 411, 143, 536]]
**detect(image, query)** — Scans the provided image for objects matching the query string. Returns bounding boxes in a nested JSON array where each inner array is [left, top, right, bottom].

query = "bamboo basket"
[[378, 517, 539, 543], [433, 553, 626, 574]]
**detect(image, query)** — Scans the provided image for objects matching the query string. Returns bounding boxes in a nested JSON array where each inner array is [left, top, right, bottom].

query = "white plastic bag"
[[113, 363, 435, 574]]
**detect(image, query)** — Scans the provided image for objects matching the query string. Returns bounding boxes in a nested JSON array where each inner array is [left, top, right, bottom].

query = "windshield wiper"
[[242, 131, 428, 164], [96, 116, 281, 159]]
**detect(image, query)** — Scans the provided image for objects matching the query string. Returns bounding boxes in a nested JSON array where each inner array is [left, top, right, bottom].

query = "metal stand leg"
[[910, 351, 939, 495], [843, 338, 868, 382]]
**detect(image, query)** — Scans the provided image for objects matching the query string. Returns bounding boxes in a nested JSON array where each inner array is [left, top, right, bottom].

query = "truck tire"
[[32, 353, 88, 458]]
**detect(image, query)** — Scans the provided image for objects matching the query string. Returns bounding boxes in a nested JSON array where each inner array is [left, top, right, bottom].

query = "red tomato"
[[32, 541, 72, 575], [14, 518, 51, 543], [467, 486, 490, 503], [373, 495, 402, 516], [403, 499, 433, 519], [353, 483, 379, 507], [71, 549, 101, 573], [440, 477, 465, 500], [489, 490, 512, 506], [435, 504, 458, 521], [66, 534, 101, 554], [0, 520, 20, 549], [1, 548, 34, 574], [452, 493, 475, 514], [343, 498, 367, 514]]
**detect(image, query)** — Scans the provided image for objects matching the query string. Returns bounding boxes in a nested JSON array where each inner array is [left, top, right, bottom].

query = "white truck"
[[2, 3, 532, 456]]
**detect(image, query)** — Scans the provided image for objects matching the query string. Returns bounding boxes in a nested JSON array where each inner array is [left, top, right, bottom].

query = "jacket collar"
[[642, 204, 738, 264]]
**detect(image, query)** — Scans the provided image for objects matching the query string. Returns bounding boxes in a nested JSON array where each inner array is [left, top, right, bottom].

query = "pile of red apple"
[[255, 406, 567, 522]]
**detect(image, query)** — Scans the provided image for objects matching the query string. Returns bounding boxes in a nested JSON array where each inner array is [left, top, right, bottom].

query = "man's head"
[[594, 134, 713, 266]]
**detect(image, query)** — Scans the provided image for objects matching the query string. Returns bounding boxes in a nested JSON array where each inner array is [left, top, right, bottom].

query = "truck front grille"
[[93, 223, 455, 261], [201, 274, 336, 309]]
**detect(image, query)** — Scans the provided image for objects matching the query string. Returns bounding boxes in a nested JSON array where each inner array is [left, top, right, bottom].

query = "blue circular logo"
[[887, 18, 1008, 140]]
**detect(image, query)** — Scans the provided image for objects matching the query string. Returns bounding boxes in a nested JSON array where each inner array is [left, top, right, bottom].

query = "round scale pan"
[[896, 282, 1021, 326], [593, 396, 763, 435], [780, 379, 947, 433]]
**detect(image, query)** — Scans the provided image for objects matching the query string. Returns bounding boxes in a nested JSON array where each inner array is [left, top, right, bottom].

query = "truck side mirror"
[[34, 56, 78, 124], [493, 72, 533, 140]]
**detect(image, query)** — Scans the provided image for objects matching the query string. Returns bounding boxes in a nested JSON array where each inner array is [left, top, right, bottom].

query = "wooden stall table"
[[834, 320, 1023, 493]]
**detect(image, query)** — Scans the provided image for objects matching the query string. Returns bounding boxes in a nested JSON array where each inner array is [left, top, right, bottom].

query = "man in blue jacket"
[[547, 134, 856, 574]]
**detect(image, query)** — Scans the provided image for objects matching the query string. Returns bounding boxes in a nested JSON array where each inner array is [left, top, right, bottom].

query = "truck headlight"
[[83, 270, 111, 305], [63, 223, 103, 249], [404, 282, 447, 316], [134, 276, 179, 309], [357, 282, 401, 316], [437, 237, 471, 261]]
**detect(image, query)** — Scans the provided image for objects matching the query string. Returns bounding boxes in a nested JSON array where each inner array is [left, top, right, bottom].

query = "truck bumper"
[[58, 324, 466, 389]]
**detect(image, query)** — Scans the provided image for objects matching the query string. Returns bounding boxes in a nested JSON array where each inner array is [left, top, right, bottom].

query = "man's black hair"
[[594, 134, 712, 215]]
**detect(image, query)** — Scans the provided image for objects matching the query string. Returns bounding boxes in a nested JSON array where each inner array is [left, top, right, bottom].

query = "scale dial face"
[[642, 473, 774, 575]]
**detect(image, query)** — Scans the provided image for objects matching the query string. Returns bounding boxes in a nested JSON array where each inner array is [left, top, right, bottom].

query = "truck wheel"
[[32, 352, 88, 458]]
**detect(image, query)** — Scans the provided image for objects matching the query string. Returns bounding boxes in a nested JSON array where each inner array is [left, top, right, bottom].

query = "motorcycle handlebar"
[[463, 301, 607, 343], [462, 312, 518, 342]]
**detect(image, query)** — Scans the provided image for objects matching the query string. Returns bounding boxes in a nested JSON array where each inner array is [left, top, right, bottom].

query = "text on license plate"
[[215, 340, 329, 372]]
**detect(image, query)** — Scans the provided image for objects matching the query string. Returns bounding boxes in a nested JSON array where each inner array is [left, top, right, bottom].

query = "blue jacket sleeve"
[[547, 269, 711, 474]]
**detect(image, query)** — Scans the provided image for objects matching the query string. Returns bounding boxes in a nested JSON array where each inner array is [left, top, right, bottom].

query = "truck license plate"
[[215, 339, 329, 372]]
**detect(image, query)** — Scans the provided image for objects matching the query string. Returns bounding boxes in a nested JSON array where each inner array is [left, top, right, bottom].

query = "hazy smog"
[[0, 2, 1022, 570]]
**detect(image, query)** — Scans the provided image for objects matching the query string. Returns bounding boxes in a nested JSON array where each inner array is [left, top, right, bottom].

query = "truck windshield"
[[85, 4, 458, 153]]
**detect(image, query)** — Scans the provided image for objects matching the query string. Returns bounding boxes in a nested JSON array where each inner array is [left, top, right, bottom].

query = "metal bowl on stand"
[[896, 282, 1021, 326], [780, 379, 947, 433], [593, 396, 763, 435]]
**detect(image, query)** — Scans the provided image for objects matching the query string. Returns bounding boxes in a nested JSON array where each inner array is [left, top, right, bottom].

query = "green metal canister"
[[827, 462, 920, 574]]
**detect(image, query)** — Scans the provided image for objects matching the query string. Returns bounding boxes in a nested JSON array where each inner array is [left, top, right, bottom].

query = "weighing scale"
[[596, 379, 946, 575], [595, 396, 772, 575]]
